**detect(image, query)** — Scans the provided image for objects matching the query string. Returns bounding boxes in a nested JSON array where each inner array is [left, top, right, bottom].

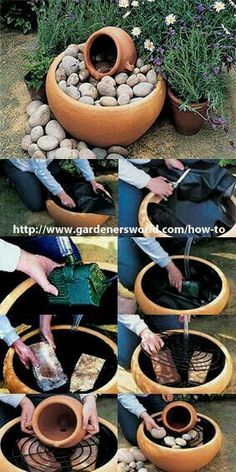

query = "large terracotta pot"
[[46, 53, 166, 147], [168, 88, 208, 135], [30, 395, 84, 448], [137, 412, 223, 472], [84, 27, 137, 80], [139, 192, 236, 238], [134, 256, 229, 316], [131, 329, 233, 394], [46, 198, 110, 228], [162, 401, 198, 434], [0, 417, 117, 472], [3, 325, 117, 394]]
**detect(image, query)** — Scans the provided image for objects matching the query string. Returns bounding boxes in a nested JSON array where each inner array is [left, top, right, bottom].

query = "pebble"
[[115, 72, 129, 85], [136, 73, 147, 83], [140, 64, 152, 74], [95, 100, 102, 106], [71, 149, 80, 158], [45, 120, 66, 141], [92, 147, 108, 159], [37, 135, 59, 151], [78, 148, 97, 159], [100, 96, 117, 106], [26, 100, 43, 116], [79, 70, 90, 82], [63, 44, 79, 58], [66, 85, 80, 100], [31, 126, 44, 142], [79, 83, 98, 100], [70, 138, 78, 148], [182, 433, 192, 441], [175, 438, 187, 447], [78, 52, 84, 61], [107, 153, 123, 159], [67, 73, 79, 86], [79, 60, 86, 71], [150, 427, 166, 439], [21, 135, 32, 151], [56, 67, 67, 82], [133, 82, 154, 97], [136, 58, 144, 68], [101, 76, 116, 87], [118, 93, 131, 106], [77, 141, 88, 151], [133, 67, 140, 74], [172, 445, 181, 449], [130, 98, 143, 103], [58, 80, 67, 91], [126, 74, 140, 87], [32, 150, 46, 159], [164, 436, 176, 447], [60, 139, 73, 148], [25, 123, 32, 134], [108, 145, 128, 157], [28, 143, 40, 157], [147, 69, 158, 85], [118, 449, 135, 464], [129, 462, 136, 469], [78, 43, 85, 53], [97, 81, 116, 97], [55, 147, 73, 159], [62, 55, 80, 75], [29, 104, 51, 127], [47, 148, 59, 159], [189, 429, 198, 440], [89, 77, 99, 86], [130, 448, 146, 462], [79, 96, 95, 105], [117, 84, 133, 98], [136, 462, 145, 470], [137, 469, 148, 472]]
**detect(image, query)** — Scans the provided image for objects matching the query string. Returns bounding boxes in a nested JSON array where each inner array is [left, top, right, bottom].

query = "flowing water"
[[184, 237, 194, 279]]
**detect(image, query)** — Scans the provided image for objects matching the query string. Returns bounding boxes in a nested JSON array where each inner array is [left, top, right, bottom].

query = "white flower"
[[147, 0, 155, 2], [123, 10, 131, 18], [131, 0, 139, 6], [144, 39, 155, 52], [213, 1, 225, 12], [165, 14, 177, 26], [118, 0, 129, 8], [132, 27, 142, 37], [227, 0, 236, 9]]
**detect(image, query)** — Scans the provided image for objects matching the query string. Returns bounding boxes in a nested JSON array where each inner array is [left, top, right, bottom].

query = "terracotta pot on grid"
[[84, 27, 137, 80], [161, 401, 198, 434], [27, 395, 85, 448], [168, 88, 208, 135]]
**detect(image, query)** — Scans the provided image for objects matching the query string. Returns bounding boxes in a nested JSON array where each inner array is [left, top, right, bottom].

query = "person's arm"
[[40, 315, 55, 349], [0, 240, 21, 272], [0, 394, 25, 407], [0, 317, 39, 368], [118, 394, 162, 432], [79, 395, 99, 439], [119, 160, 150, 188], [119, 315, 148, 337], [0, 395, 35, 435], [119, 316, 164, 356], [74, 159, 105, 193]]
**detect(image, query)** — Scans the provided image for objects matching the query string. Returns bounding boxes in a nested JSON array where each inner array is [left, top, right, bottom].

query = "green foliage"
[[0, 3, 34, 34], [25, 50, 53, 90], [220, 159, 236, 167]]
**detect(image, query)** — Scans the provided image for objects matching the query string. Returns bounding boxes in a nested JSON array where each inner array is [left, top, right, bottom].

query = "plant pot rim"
[[46, 51, 165, 112], [137, 411, 223, 453], [167, 87, 208, 110], [131, 329, 233, 394]]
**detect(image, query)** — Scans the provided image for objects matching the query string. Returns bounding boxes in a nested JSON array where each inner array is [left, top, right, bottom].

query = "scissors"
[[169, 168, 191, 189]]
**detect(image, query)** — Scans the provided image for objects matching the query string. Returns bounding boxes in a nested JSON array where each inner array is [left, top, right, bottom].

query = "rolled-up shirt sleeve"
[[31, 160, 63, 195], [74, 159, 95, 181], [0, 394, 25, 408], [0, 315, 19, 346], [0, 240, 21, 272], [119, 315, 148, 337], [118, 394, 147, 418], [132, 237, 171, 268], [119, 159, 150, 189]]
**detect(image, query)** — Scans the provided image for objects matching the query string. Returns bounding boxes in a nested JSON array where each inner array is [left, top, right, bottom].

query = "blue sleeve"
[[31, 160, 63, 195], [74, 159, 95, 181]]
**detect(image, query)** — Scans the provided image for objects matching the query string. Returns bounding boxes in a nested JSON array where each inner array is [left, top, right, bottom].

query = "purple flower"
[[166, 28, 175, 38], [213, 66, 221, 76], [196, 4, 207, 14]]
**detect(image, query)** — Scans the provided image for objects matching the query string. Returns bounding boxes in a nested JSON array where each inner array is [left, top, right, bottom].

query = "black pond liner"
[[141, 259, 222, 310], [144, 413, 216, 448], [0, 269, 117, 317], [1, 421, 117, 471], [12, 329, 117, 394], [138, 332, 226, 388]]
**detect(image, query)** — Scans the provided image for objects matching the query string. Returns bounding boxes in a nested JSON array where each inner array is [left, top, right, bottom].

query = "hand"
[[140, 412, 160, 432], [20, 397, 35, 435], [179, 315, 192, 324], [82, 396, 99, 440], [17, 249, 64, 296], [146, 177, 174, 199], [40, 315, 55, 350], [58, 190, 76, 208], [12, 339, 39, 369], [90, 180, 106, 194], [165, 159, 185, 170], [166, 261, 183, 292], [140, 328, 164, 356], [162, 394, 174, 402]]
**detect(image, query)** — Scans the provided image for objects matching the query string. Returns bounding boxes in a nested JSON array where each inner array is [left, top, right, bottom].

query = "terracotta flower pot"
[[134, 256, 230, 316], [3, 324, 118, 394], [84, 27, 137, 80], [137, 412, 223, 472], [46, 199, 110, 229], [0, 416, 118, 472], [162, 401, 198, 434], [138, 192, 236, 238], [168, 88, 208, 135], [29, 395, 84, 448], [46, 53, 166, 147], [131, 329, 233, 394]]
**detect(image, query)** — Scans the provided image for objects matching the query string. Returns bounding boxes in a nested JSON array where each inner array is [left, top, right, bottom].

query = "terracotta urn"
[[168, 88, 208, 135], [161, 401, 198, 434], [137, 412, 223, 472], [29, 395, 84, 448], [134, 256, 230, 316], [84, 27, 137, 80]]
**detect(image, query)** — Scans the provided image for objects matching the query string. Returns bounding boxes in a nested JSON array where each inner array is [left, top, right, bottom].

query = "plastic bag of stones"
[[118, 447, 149, 472]]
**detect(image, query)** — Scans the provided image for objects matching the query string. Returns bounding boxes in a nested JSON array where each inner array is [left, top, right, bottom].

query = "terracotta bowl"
[[131, 329, 233, 394], [137, 412, 223, 472], [0, 417, 117, 472], [134, 256, 230, 316], [46, 199, 110, 228], [162, 401, 198, 434], [139, 192, 236, 238], [3, 324, 117, 394], [46, 52, 166, 147]]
